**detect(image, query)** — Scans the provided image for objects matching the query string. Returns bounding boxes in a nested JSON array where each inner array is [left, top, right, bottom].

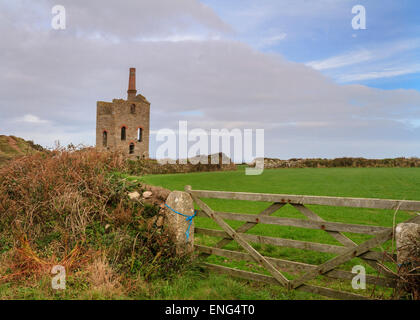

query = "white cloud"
[[306, 50, 373, 70], [306, 39, 420, 82], [136, 34, 222, 43], [17, 114, 50, 124], [257, 33, 287, 48], [61, 0, 232, 39], [337, 64, 420, 82]]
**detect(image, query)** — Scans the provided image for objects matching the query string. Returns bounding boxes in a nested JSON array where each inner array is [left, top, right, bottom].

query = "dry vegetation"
[[0, 147, 191, 298]]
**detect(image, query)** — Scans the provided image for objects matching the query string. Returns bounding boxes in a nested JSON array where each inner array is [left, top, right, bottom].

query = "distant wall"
[[127, 153, 237, 175], [250, 157, 420, 169]]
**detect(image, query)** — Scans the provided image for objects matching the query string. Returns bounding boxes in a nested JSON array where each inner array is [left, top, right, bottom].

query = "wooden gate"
[[185, 185, 420, 300]]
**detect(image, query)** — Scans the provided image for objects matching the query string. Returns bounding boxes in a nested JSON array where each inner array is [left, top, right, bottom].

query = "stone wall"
[[126, 153, 237, 175], [249, 157, 420, 169]]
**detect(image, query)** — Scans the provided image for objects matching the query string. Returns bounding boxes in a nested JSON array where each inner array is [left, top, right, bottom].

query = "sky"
[[1, 0, 420, 160]]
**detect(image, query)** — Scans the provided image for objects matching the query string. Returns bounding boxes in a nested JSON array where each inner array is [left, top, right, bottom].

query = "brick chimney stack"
[[127, 68, 137, 101]]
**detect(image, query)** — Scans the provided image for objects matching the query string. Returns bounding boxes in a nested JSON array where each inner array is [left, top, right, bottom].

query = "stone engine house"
[[96, 68, 150, 158]]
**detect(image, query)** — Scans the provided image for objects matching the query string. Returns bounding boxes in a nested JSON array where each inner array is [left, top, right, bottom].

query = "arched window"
[[102, 131, 107, 147], [130, 104, 136, 114], [137, 127, 143, 142], [121, 126, 126, 141], [129, 143, 135, 154]]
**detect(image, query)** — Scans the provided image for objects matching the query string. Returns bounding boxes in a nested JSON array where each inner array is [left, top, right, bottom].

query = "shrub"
[[0, 147, 189, 284]]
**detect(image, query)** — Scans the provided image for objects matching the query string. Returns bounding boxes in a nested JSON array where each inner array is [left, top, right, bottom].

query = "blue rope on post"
[[164, 203, 197, 242]]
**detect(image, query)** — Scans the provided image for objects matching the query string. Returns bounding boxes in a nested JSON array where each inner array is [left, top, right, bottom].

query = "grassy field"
[[136, 166, 420, 299]]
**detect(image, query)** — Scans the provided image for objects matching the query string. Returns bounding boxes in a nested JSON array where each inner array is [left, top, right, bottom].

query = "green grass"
[[138, 165, 420, 200], [134, 166, 420, 299]]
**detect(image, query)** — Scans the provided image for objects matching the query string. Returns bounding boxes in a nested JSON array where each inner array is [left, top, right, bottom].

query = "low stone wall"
[[127, 152, 237, 175], [249, 157, 420, 169]]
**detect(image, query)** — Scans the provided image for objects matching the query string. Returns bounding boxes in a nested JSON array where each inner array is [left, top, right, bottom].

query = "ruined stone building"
[[96, 68, 150, 158]]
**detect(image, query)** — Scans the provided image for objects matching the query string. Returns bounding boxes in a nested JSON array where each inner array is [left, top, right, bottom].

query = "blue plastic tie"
[[164, 203, 197, 242]]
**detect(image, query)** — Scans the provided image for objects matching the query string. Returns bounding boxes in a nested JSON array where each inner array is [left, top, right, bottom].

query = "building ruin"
[[96, 68, 150, 158]]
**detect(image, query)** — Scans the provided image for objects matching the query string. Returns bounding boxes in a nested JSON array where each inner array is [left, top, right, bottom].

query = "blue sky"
[[203, 0, 420, 90]]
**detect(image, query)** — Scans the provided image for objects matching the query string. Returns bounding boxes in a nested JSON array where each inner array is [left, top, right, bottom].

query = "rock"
[[141, 184, 171, 206], [142, 191, 152, 199], [128, 191, 140, 200], [156, 216, 164, 227]]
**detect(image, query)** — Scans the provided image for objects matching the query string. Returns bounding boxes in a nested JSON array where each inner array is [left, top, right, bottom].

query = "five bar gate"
[[185, 185, 420, 300]]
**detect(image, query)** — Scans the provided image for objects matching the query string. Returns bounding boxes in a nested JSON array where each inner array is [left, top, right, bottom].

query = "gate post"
[[164, 190, 195, 255], [396, 222, 420, 266]]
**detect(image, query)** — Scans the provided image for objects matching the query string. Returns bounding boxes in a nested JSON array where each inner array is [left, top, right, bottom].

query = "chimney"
[[127, 68, 137, 100]]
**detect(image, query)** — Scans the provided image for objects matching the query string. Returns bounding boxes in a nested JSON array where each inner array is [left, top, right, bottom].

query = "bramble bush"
[[0, 147, 189, 285]]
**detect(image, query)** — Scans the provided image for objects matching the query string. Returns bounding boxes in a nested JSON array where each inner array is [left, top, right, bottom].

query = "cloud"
[[136, 34, 222, 43], [337, 64, 420, 82], [16, 114, 50, 124], [306, 50, 373, 70], [257, 33, 287, 48], [306, 39, 420, 82], [54, 0, 231, 39], [0, 1, 419, 158]]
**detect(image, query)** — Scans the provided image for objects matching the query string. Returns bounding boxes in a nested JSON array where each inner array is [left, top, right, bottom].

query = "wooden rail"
[[196, 246, 397, 288], [188, 189, 420, 211], [195, 210, 391, 234], [203, 263, 369, 300], [195, 227, 395, 261], [186, 186, 420, 299]]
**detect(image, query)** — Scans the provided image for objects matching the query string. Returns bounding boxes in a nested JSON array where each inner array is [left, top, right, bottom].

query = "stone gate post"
[[396, 222, 420, 266], [164, 190, 195, 255]]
